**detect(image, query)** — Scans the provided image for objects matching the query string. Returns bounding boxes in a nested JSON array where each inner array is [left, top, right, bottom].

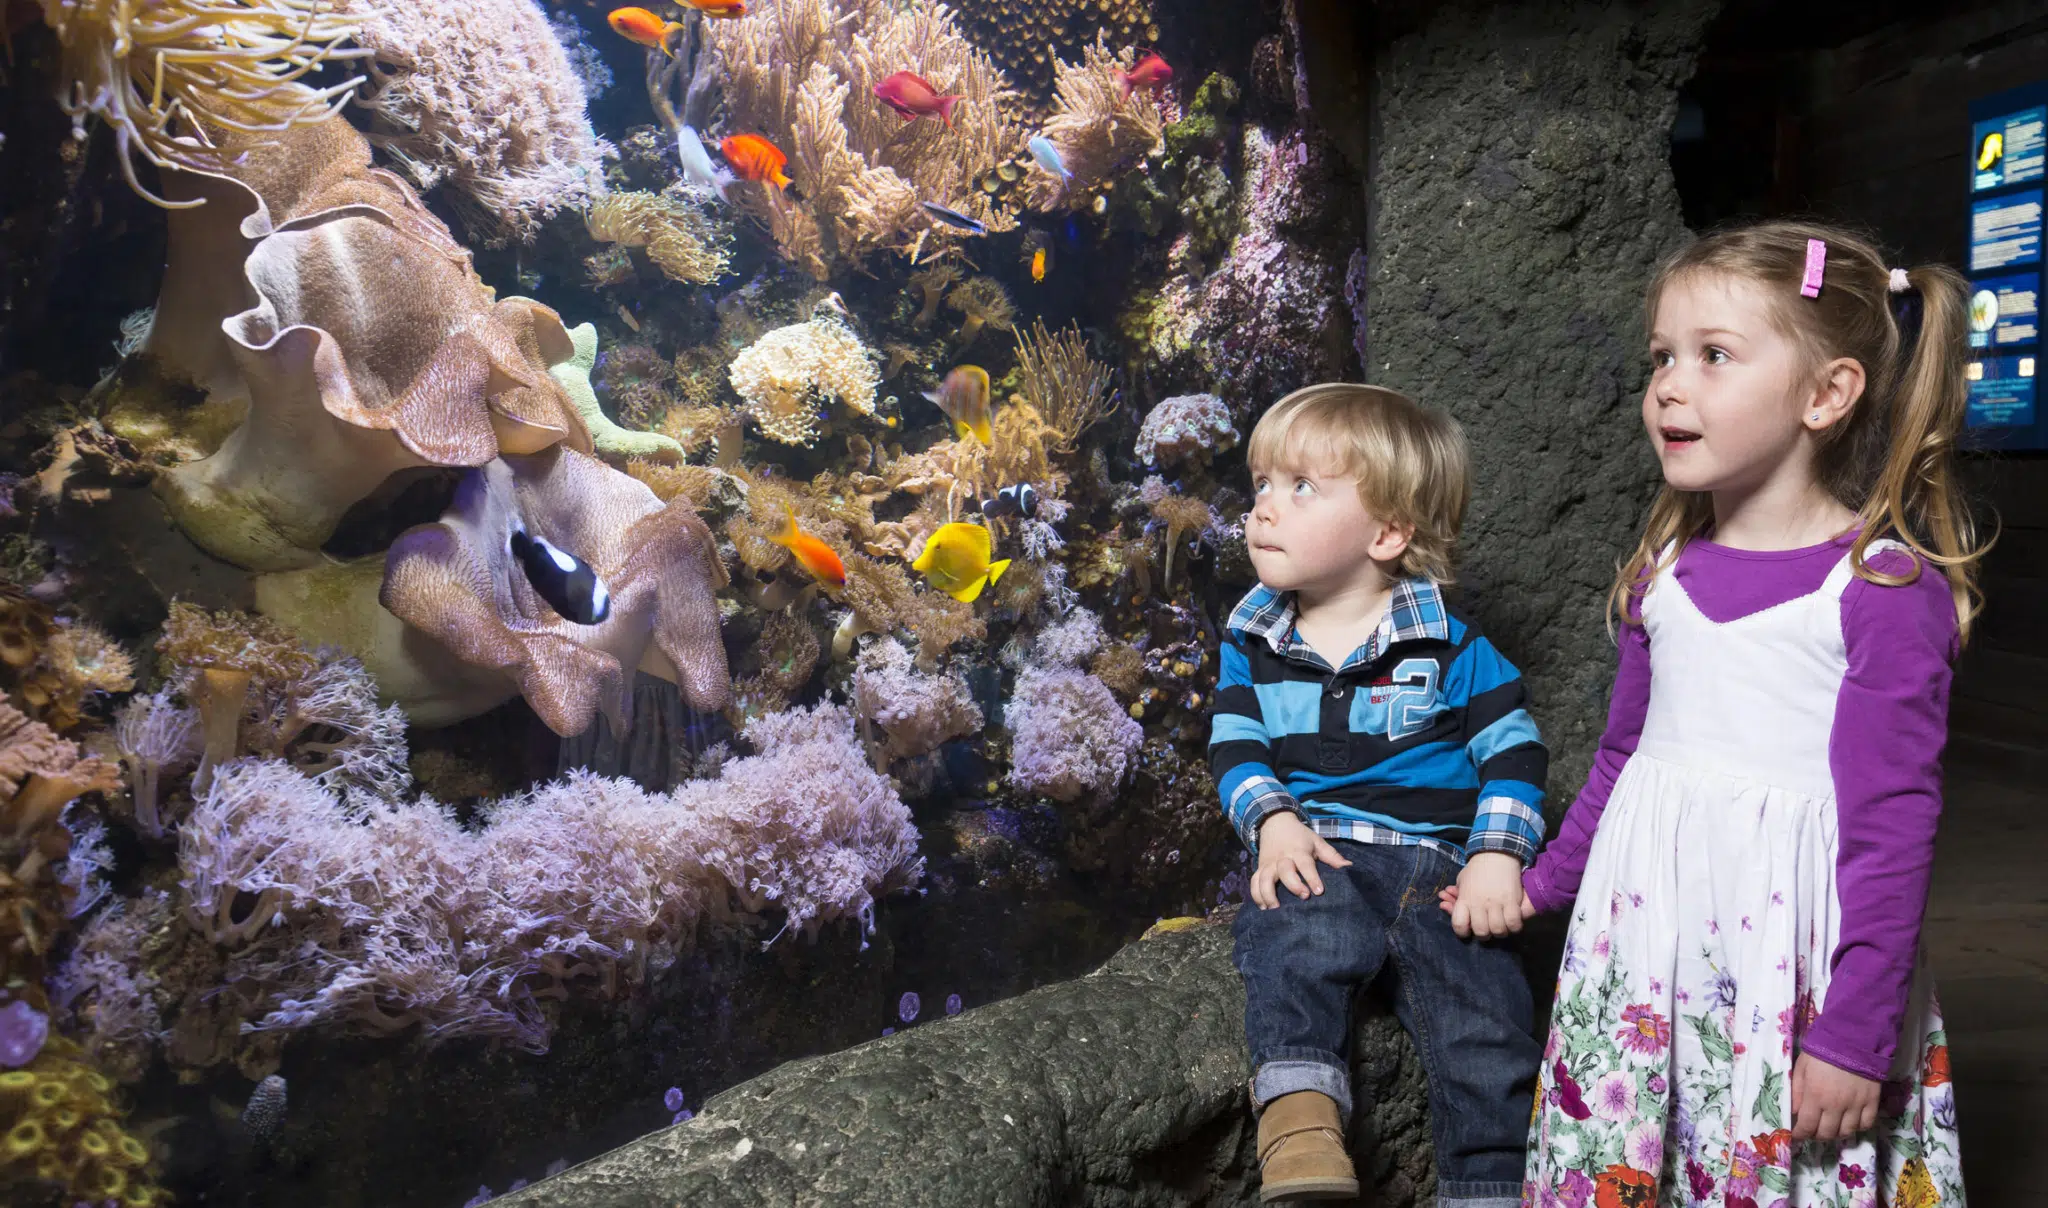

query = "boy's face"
[[1643, 271, 1832, 497], [1246, 459, 1409, 596]]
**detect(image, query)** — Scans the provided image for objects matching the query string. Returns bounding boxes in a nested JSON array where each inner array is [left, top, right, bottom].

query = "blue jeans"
[[1233, 840, 1537, 1208]]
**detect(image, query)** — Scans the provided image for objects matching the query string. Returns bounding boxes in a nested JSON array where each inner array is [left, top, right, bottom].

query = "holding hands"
[[1437, 852, 1535, 939], [1249, 812, 1352, 909]]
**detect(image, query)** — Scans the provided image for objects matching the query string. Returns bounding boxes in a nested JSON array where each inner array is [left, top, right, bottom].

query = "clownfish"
[[979, 482, 1039, 520], [510, 525, 611, 625]]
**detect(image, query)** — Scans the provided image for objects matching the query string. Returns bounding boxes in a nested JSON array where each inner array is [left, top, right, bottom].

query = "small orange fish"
[[681, 0, 747, 17], [720, 133, 793, 191], [1030, 246, 1047, 283], [607, 7, 686, 56], [1117, 49, 1172, 100], [769, 505, 845, 590]]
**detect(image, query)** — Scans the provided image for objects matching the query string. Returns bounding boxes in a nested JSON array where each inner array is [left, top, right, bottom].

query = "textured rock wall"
[[1363, 0, 1717, 796], [496, 910, 1434, 1208]]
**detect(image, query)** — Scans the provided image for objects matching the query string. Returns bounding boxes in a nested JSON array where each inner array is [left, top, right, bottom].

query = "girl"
[[1449, 221, 1983, 1207]]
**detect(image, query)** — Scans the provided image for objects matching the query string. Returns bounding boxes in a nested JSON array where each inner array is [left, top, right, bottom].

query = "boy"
[[1212, 384, 1544, 1206]]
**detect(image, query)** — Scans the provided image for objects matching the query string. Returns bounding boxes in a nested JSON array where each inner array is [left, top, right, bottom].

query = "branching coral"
[[728, 315, 881, 447], [1135, 392, 1237, 467], [37, 0, 366, 207], [1013, 320, 1118, 454], [1021, 35, 1168, 209], [0, 705, 122, 989], [380, 447, 733, 736], [585, 191, 733, 286], [703, 0, 1028, 276], [852, 637, 981, 766], [1003, 665, 1141, 802], [338, 0, 612, 244]]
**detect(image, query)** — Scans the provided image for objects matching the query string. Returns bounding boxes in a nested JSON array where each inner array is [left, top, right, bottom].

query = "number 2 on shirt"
[[1384, 657, 1440, 741]]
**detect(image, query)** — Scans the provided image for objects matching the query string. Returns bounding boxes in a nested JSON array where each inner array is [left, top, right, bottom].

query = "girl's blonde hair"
[[1247, 384, 1470, 583], [1614, 220, 1991, 644]]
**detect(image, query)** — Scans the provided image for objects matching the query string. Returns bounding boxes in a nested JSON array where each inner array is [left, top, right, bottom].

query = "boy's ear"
[[1370, 519, 1414, 564]]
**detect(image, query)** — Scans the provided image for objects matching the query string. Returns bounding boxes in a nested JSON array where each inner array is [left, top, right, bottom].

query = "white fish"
[[676, 125, 732, 201], [1028, 135, 1071, 184]]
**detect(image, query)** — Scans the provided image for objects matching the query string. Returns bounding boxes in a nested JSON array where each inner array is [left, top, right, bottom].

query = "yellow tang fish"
[[922, 365, 993, 445], [911, 522, 1010, 603]]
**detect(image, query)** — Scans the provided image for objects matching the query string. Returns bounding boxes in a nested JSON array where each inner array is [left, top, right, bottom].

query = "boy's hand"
[[1250, 812, 1351, 910], [1437, 852, 1533, 939], [1790, 1052, 1880, 1143]]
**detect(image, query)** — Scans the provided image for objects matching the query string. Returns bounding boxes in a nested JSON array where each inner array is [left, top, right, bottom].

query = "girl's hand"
[[1437, 880, 1537, 937], [1790, 1052, 1880, 1143], [1250, 813, 1351, 909]]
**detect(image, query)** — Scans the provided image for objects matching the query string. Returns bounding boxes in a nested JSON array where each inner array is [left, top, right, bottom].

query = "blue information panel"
[[1967, 83, 2048, 450]]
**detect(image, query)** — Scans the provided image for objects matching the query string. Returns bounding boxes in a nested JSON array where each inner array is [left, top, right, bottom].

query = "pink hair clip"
[[1799, 238, 1827, 298]]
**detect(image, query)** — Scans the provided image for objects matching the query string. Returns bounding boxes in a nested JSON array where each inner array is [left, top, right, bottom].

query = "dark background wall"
[[1362, 0, 1719, 797]]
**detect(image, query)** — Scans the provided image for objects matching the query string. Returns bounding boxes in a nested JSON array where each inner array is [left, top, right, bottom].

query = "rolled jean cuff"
[[1438, 1184, 1523, 1208], [1250, 1055, 1351, 1121]]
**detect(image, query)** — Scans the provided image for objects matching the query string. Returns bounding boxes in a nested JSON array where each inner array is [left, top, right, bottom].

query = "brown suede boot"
[[1255, 1090, 1359, 1202]]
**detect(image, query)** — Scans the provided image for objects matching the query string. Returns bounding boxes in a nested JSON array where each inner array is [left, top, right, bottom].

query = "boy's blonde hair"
[[1247, 383, 1471, 583]]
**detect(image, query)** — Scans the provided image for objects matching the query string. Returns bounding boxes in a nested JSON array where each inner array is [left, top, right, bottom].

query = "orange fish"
[[1030, 246, 1047, 283], [681, 0, 747, 17], [1117, 50, 1172, 100], [720, 133, 793, 191], [607, 7, 686, 56], [769, 505, 845, 590]]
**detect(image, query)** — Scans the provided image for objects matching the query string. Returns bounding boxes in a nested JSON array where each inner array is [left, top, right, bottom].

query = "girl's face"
[[1643, 272, 1819, 497]]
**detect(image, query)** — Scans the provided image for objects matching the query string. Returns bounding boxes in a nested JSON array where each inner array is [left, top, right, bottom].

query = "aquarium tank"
[[0, 0, 1667, 1201]]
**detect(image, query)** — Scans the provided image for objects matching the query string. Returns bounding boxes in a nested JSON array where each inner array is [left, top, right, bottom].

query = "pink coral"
[[1004, 666, 1142, 803], [1135, 393, 1238, 467], [851, 637, 982, 765]]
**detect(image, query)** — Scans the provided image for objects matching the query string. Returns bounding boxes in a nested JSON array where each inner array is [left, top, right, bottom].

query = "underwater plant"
[[36, 0, 365, 206], [702, 0, 1029, 276], [1012, 320, 1119, 454], [1021, 35, 1170, 210]]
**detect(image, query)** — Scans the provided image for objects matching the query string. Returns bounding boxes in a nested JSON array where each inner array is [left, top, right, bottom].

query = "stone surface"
[[1364, 0, 1718, 794], [498, 908, 1434, 1208]]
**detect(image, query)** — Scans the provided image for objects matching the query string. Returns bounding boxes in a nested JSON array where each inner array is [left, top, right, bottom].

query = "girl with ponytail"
[[1456, 221, 1984, 1205]]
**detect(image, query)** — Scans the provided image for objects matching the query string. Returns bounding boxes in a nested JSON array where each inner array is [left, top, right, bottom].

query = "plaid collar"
[[1226, 577, 1449, 673]]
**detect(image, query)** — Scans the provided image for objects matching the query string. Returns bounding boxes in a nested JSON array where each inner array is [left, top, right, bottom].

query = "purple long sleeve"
[[1801, 549, 1957, 1082], [1522, 620, 1650, 914]]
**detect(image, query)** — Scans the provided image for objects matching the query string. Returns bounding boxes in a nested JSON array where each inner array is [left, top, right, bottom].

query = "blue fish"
[[919, 201, 988, 236], [1028, 136, 1071, 184], [510, 524, 611, 625]]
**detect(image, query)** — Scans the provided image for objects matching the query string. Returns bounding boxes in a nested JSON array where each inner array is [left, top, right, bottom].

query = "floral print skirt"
[[1525, 754, 1965, 1208]]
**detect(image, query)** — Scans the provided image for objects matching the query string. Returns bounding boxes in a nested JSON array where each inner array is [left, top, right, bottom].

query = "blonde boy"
[[1211, 385, 1544, 1205]]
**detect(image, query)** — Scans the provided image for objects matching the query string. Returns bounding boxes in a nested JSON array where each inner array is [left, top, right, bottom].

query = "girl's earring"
[[1809, 412, 1822, 424]]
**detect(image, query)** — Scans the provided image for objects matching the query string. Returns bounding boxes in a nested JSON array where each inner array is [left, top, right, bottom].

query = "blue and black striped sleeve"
[[1209, 634, 1304, 854], [1447, 631, 1548, 863]]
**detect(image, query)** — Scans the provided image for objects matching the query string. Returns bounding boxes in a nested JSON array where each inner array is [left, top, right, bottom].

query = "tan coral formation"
[[120, 118, 593, 572], [951, 0, 1156, 105], [728, 314, 882, 447], [703, 0, 1029, 277], [585, 190, 732, 286], [1022, 35, 1169, 209], [379, 447, 733, 736]]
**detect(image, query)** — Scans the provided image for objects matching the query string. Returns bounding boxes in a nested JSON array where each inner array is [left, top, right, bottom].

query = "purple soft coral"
[[0, 1000, 49, 1067], [1005, 667, 1143, 803]]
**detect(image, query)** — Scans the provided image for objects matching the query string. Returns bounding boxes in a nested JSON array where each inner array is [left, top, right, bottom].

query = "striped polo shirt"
[[1209, 578, 1548, 865]]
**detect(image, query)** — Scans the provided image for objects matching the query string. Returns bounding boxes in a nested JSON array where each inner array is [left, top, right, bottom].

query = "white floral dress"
[[1524, 544, 1965, 1208]]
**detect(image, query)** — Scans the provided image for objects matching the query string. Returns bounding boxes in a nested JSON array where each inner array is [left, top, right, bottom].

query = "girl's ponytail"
[[1847, 263, 1988, 645]]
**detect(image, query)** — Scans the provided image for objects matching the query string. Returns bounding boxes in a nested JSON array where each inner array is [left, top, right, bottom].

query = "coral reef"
[[176, 701, 919, 1048], [851, 637, 982, 766], [36, 0, 365, 205], [585, 191, 733, 287], [1022, 36, 1170, 209], [379, 448, 732, 736], [0, 1033, 162, 1206], [952, 0, 1157, 106], [0, 589, 133, 734], [702, 0, 1028, 276], [0, 704, 122, 988], [1012, 321, 1119, 454], [1003, 665, 1141, 803], [549, 324, 689, 462], [728, 314, 882, 447], [338, 0, 612, 244], [1135, 392, 1237, 468]]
